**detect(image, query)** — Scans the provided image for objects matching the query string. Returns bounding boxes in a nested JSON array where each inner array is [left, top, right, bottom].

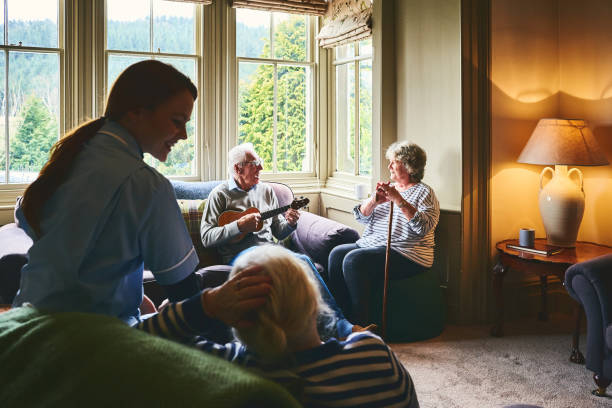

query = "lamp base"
[[545, 236, 578, 248], [539, 165, 584, 249]]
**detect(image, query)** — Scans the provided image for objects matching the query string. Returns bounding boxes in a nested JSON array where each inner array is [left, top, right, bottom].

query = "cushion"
[[292, 211, 360, 272], [177, 199, 207, 235], [171, 179, 223, 200], [0, 307, 300, 407], [268, 182, 293, 207], [0, 224, 32, 304], [176, 199, 222, 268]]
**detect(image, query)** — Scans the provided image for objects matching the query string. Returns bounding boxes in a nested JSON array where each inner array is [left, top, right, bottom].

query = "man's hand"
[[237, 212, 262, 233], [201, 265, 272, 328], [284, 208, 300, 227]]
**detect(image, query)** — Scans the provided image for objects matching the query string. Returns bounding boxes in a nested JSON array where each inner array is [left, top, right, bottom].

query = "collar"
[[97, 120, 144, 159], [228, 176, 257, 192]]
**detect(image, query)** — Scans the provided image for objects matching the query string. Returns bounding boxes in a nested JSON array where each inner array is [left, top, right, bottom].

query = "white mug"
[[355, 184, 368, 200]]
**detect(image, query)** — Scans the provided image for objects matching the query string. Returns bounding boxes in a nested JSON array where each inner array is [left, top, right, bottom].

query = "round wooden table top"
[[496, 238, 612, 265]]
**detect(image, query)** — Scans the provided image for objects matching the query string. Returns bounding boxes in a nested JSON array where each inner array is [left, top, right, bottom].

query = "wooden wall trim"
[[460, 0, 491, 324]]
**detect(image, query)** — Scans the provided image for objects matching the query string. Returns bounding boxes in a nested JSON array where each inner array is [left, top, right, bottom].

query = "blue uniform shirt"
[[13, 120, 198, 326]]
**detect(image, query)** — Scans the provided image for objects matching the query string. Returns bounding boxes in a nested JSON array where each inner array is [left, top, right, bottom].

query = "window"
[[334, 39, 372, 176], [0, 0, 61, 184], [235, 8, 314, 174], [105, 0, 200, 177]]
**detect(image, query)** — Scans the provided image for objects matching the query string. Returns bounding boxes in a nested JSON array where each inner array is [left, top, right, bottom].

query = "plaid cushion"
[[177, 199, 207, 235], [176, 199, 222, 268]]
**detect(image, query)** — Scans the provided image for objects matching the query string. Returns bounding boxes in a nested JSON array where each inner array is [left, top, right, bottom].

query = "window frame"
[[0, 0, 66, 207], [230, 8, 319, 182], [99, 0, 204, 181], [328, 39, 373, 185]]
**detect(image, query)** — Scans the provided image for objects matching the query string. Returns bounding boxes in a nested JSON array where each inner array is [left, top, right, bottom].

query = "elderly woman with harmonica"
[[327, 141, 440, 325]]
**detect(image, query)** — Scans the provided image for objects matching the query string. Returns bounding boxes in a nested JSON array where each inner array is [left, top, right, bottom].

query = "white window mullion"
[[149, 0, 154, 53], [3, 2, 8, 183], [272, 63, 278, 173], [354, 59, 359, 176], [4, 50, 8, 184]]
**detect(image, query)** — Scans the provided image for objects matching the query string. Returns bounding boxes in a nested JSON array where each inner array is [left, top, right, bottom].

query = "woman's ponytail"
[[21, 117, 106, 237]]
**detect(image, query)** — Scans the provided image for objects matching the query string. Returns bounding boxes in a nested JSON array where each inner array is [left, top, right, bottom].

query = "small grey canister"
[[519, 228, 535, 247]]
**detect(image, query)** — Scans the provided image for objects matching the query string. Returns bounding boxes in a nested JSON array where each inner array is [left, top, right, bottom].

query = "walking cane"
[[382, 201, 394, 339]]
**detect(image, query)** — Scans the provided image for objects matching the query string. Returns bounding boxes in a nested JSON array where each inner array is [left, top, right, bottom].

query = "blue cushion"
[[171, 180, 223, 200]]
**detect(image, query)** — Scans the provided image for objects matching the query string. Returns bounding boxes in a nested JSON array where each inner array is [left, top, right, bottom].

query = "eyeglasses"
[[241, 159, 262, 167]]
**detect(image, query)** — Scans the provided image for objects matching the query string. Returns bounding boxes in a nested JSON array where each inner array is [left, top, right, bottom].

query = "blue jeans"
[[231, 248, 353, 339], [327, 243, 427, 325]]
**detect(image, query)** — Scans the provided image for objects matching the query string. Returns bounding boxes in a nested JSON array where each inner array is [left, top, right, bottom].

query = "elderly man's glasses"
[[242, 159, 262, 167]]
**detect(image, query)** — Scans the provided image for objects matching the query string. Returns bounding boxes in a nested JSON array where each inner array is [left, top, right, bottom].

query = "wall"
[[0, 209, 12, 225], [491, 0, 612, 319], [394, 0, 462, 318], [395, 0, 462, 212]]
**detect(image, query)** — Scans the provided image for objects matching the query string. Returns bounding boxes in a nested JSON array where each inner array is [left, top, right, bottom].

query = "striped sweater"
[[354, 182, 439, 267], [137, 295, 419, 408]]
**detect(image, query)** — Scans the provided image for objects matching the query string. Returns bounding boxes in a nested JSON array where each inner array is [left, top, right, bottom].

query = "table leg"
[[491, 260, 507, 337], [538, 275, 548, 321], [570, 303, 585, 364]]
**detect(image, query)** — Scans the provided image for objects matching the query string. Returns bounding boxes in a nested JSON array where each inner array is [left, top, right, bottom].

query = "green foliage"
[[359, 62, 372, 175], [10, 95, 58, 172], [0, 15, 372, 179], [238, 17, 309, 172]]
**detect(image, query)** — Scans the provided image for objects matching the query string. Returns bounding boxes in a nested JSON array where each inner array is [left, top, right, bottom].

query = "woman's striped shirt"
[[137, 297, 419, 408], [354, 182, 439, 267]]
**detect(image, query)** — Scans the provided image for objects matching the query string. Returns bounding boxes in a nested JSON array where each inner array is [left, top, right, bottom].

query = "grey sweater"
[[200, 181, 295, 263]]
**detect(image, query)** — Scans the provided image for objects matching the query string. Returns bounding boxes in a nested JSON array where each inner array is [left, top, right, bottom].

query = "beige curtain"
[[165, 0, 213, 4], [230, 0, 328, 16], [317, 0, 372, 48]]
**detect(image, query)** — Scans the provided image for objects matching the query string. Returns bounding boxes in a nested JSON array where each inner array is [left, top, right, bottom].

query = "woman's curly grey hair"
[[385, 141, 427, 182]]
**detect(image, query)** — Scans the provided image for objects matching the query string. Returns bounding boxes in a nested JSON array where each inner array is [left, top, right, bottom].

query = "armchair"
[[565, 254, 612, 397]]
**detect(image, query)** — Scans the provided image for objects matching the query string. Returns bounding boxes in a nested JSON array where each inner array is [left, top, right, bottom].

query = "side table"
[[491, 238, 612, 364]]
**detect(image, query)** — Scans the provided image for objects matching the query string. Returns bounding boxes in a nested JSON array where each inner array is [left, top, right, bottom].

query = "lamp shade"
[[518, 118, 609, 166]]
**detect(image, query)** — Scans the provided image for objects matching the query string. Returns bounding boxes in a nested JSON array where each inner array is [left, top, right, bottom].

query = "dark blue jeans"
[[327, 243, 427, 325]]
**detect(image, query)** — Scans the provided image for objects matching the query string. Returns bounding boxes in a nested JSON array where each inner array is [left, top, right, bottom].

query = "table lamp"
[[517, 118, 609, 247]]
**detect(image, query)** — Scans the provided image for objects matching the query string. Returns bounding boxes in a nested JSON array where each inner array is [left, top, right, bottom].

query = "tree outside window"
[[105, 0, 199, 177], [0, 0, 60, 184], [236, 9, 313, 173], [334, 39, 372, 176]]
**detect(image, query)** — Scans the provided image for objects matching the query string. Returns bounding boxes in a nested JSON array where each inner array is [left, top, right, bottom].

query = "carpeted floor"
[[389, 314, 610, 408]]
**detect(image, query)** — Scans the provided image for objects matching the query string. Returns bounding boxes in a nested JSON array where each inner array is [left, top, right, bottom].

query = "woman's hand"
[[378, 182, 403, 205], [374, 182, 391, 205], [201, 265, 271, 328]]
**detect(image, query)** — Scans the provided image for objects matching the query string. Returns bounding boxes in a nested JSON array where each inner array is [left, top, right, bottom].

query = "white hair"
[[230, 245, 332, 361], [227, 143, 259, 177]]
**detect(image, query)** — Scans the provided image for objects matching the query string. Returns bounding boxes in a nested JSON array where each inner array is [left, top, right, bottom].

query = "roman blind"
[[230, 0, 328, 16], [317, 0, 372, 48], [166, 0, 213, 4]]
